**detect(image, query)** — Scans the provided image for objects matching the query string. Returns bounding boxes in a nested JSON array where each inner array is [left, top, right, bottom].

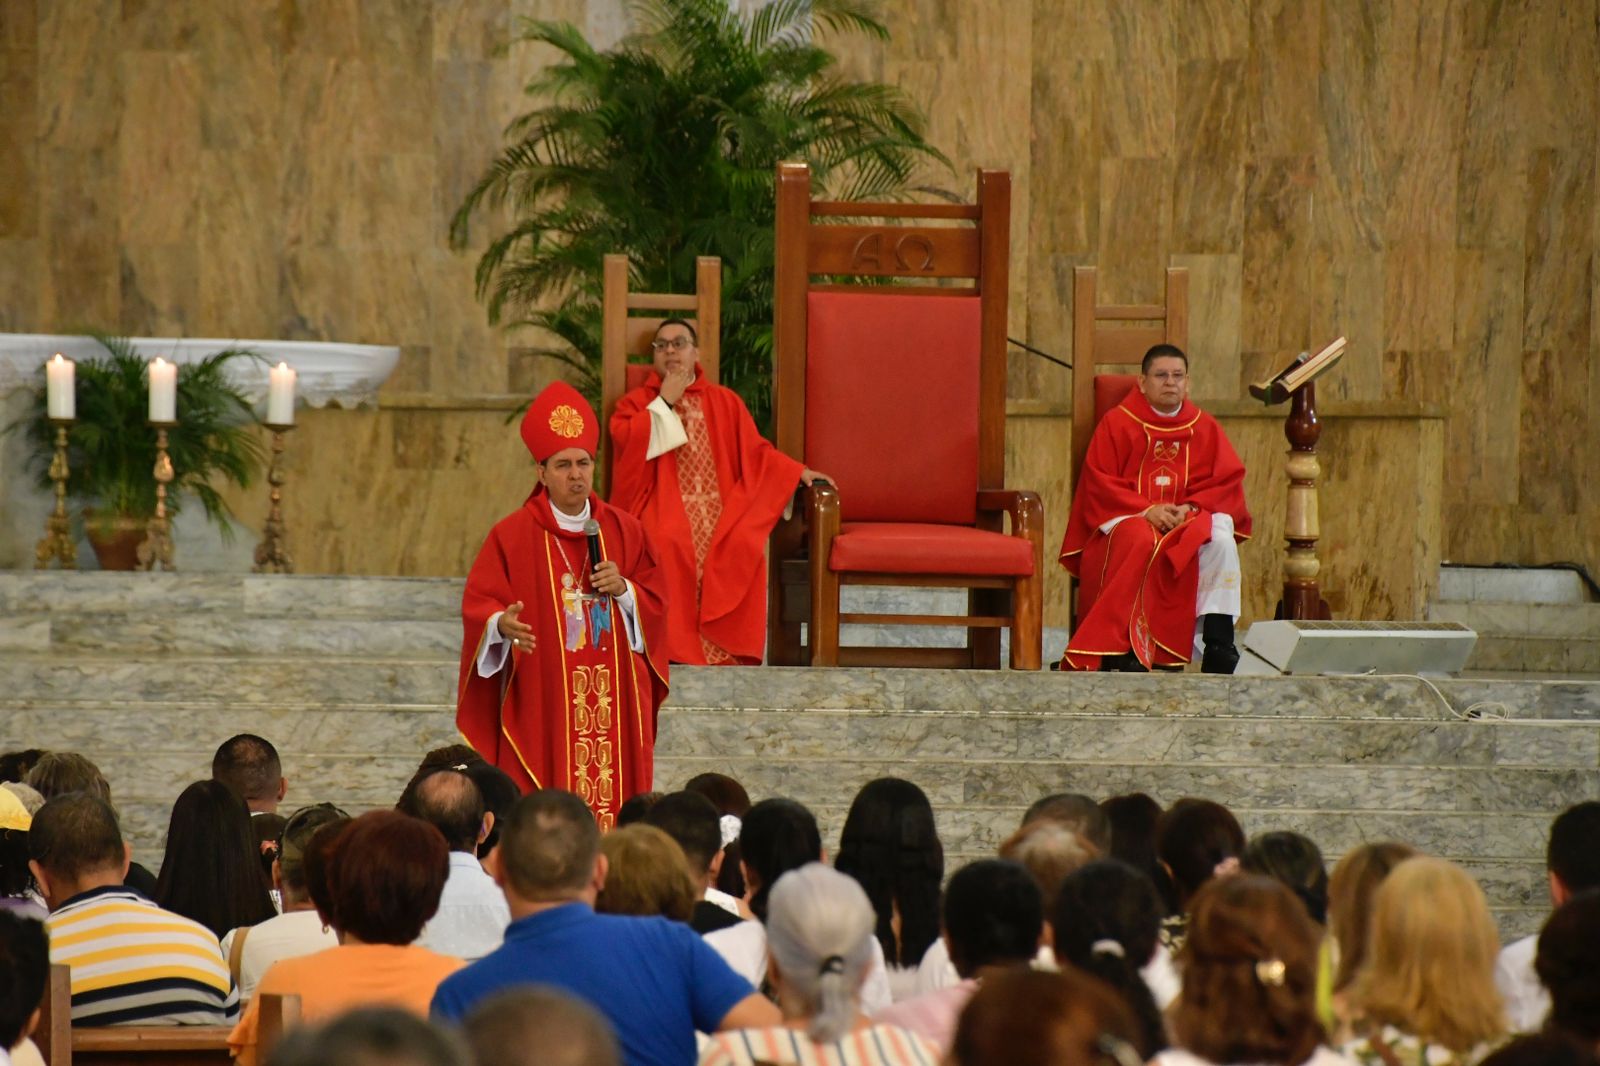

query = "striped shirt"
[[698, 1024, 941, 1066], [47, 885, 239, 1026]]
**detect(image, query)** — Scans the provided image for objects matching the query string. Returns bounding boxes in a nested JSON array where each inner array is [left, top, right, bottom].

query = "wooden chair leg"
[[810, 564, 841, 666], [1010, 571, 1043, 671]]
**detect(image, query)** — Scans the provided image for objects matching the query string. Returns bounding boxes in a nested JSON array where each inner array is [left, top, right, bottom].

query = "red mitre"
[[521, 381, 599, 462]]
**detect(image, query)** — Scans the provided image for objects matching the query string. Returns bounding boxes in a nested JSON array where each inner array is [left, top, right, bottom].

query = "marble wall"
[[2, 1, 1594, 607]]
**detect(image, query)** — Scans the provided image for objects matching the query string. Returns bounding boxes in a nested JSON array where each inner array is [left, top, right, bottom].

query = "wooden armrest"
[[73, 1027, 235, 1052], [977, 489, 1044, 538], [803, 480, 841, 547]]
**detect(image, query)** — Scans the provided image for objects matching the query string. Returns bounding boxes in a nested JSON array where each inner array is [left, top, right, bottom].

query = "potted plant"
[[10, 335, 266, 569]]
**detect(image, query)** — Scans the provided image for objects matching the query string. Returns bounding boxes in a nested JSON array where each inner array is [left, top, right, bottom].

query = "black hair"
[[1101, 792, 1177, 914], [1242, 831, 1329, 926], [739, 798, 821, 922], [1051, 860, 1168, 1057], [1141, 344, 1188, 373], [29, 792, 123, 879], [644, 791, 722, 875], [616, 791, 662, 827], [0, 827, 32, 897], [1156, 797, 1245, 908], [1478, 1034, 1600, 1066], [462, 762, 521, 859], [1548, 801, 1600, 893], [1023, 792, 1111, 853], [1536, 888, 1600, 1042], [154, 780, 278, 938], [0, 750, 47, 784], [941, 859, 1042, 976], [211, 734, 283, 804], [0, 911, 49, 1048], [834, 777, 944, 967], [654, 318, 698, 345]]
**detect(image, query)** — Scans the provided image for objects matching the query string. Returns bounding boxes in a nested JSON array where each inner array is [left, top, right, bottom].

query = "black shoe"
[[1100, 652, 1148, 673], [1200, 614, 1239, 674]]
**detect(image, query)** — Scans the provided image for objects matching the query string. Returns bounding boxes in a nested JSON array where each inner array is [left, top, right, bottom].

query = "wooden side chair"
[[255, 993, 301, 1061], [767, 162, 1044, 670], [598, 253, 721, 492], [1067, 265, 1188, 628], [32, 963, 71, 1066], [35, 962, 239, 1066]]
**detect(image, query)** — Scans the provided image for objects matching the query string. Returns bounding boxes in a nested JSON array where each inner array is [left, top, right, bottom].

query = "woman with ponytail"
[[1051, 860, 1170, 1055], [698, 864, 940, 1066]]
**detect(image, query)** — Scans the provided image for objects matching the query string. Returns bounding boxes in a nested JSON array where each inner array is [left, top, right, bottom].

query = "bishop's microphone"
[[583, 519, 604, 587]]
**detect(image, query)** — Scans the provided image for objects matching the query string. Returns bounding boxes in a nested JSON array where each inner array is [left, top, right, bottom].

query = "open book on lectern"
[[1249, 336, 1347, 405]]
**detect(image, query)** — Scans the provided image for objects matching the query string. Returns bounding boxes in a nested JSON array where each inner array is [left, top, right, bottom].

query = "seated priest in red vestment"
[[1059, 345, 1252, 674], [457, 381, 670, 830], [609, 318, 829, 665]]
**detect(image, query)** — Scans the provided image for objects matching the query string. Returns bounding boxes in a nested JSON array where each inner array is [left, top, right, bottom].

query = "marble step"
[[0, 612, 461, 658], [1437, 566, 1590, 605], [1426, 601, 1600, 674], [0, 571, 463, 618]]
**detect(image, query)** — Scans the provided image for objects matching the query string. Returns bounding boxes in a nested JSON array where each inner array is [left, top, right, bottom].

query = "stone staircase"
[[3, 570, 1596, 938], [1429, 565, 1600, 676]]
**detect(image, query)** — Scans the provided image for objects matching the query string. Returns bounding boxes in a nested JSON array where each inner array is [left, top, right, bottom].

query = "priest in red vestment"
[[457, 381, 670, 829], [1059, 345, 1252, 673], [609, 318, 829, 665]]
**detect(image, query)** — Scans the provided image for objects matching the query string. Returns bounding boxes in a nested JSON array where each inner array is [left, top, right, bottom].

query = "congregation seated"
[[212, 734, 290, 868], [683, 772, 750, 904], [1495, 800, 1600, 1031], [704, 798, 895, 1013], [948, 967, 1144, 1066], [1337, 857, 1506, 1065], [1050, 860, 1169, 1049], [698, 863, 940, 1066], [1100, 792, 1176, 907], [29, 792, 238, 1025], [430, 789, 780, 1066], [873, 858, 1042, 1055], [220, 803, 346, 1002], [1325, 841, 1417, 1025], [1242, 831, 1330, 927], [1, 910, 50, 1066], [1156, 874, 1350, 1066], [402, 769, 511, 961], [1533, 890, 1600, 1052], [229, 809, 463, 1066], [400, 747, 523, 863], [463, 987, 622, 1066], [596, 824, 698, 923], [1155, 797, 1246, 952], [642, 790, 745, 934], [25, 752, 159, 897], [833, 778, 944, 1001], [155, 779, 278, 940], [0, 787, 46, 921]]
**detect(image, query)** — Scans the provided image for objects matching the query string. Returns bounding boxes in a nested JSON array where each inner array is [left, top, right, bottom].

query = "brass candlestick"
[[137, 423, 177, 571], [34, 420, 78, 569], [253, 424, 295, 574]]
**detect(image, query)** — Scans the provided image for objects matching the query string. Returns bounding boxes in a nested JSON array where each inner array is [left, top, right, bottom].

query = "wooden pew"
[[33, 962, 239, 1066]]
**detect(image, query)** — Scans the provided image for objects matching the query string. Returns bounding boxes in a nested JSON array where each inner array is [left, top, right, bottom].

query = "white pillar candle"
[[148, 357, 177, 423], [267, 362, 296, 426], [46, 354, 75, 420]]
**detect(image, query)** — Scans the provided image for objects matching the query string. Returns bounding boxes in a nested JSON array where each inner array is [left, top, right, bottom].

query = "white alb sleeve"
[[645, 396, 689, 460], [476, 612, 510, 677], [614, 583, 646, 652]]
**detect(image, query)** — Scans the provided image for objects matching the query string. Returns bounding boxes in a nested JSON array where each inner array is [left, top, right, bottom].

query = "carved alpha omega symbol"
[[849, 232, 937, 272]]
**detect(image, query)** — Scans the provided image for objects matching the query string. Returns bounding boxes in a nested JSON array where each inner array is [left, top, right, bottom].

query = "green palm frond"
[[454, 0, 949, 429]]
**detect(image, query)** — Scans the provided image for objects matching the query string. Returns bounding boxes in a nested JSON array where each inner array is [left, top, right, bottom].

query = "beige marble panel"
[[1004, 410, 1072, 627], [1240, 155, 1315, 353], [1245, 0, 1319, 156], [35, 0, 121, 151], [0, 239, 42, 332], [39, 146, 120, 329], [1171, 252, 1241, 402], [119, 53, 202, 246], [1097, 157, 1173, 305], [120, 243, 200, 336], [1451, 249, 1524, 506], [195, 1, 282, 153], [198, 146, 281, 338], [1097, 3, 1175, 159], [1172, 60, 1246, 255], [1306, 246, 1383, 402]]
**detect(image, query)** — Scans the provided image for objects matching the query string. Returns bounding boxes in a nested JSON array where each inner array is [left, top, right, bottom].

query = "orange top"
[[228, 943, 464, 1066]]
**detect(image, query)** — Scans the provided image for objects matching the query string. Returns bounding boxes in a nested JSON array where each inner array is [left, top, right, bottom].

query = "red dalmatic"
[[457, 491, 670, 829], [1060, 390, 1251, 670], [610, 368, 803, 664]]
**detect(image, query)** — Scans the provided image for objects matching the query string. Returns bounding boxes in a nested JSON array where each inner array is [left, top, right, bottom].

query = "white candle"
[[148, 357, 177, 423], [267, 362, 296, 426], [46, 354, 75, 420]]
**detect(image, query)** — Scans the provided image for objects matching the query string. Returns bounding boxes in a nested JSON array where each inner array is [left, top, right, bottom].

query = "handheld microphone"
[[583, 519, 604, 585]]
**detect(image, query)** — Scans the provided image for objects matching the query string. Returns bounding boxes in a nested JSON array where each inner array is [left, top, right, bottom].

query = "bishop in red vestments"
[[609, 318, 829, 665], [458, 381, 670, 829], [1060, 345, 1251, 673]]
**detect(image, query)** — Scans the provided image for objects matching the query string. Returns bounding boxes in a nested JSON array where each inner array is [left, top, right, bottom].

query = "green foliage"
[[9, 336, 266, 538], [452, 0, 947, 428]]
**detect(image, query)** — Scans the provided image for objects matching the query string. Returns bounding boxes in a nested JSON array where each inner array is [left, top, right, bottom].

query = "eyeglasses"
[[651, 337, 693, 352]]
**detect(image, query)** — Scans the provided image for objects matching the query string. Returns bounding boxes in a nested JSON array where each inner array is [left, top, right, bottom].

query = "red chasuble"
[[1059, 389, 1251, 671], [457, 490, 670, 829], [610, 367, 803, 665]]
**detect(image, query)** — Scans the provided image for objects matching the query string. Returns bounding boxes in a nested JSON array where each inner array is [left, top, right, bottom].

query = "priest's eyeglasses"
[[651, 337, 693, 352]]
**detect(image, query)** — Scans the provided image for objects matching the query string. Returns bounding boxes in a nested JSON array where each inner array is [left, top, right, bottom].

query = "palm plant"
[[12, 336, 266, 539], [451, 0, 948, 429]]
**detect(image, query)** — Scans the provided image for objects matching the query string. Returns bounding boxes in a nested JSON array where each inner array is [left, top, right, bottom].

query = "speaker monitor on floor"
[[1233, 620, 1478, 677]]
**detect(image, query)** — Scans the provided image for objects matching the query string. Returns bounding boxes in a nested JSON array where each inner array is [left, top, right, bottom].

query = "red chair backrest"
[[805, 291, 981, 524], [625, 363, 654, 393], [1093, 374, 1138, 425]]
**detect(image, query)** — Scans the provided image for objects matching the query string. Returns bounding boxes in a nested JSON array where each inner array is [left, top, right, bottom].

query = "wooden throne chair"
[[599, 253, 721, 491], [1067, 264, 1188, 628], [766, 162, 1044, 670]]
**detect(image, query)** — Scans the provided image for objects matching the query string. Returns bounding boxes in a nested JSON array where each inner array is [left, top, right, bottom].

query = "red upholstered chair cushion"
[[828, 523, 1035, 576], [1094, 374, 1138, 425], [806, 291, 981, 524], [625, 363, 654, 392]]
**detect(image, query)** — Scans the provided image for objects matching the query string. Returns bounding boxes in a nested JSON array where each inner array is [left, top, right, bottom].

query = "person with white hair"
[[698, 863, 940, 1066]]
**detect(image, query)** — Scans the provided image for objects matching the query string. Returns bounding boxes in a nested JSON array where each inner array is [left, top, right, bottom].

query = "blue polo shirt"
[[430, 902, 755, 1066]]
